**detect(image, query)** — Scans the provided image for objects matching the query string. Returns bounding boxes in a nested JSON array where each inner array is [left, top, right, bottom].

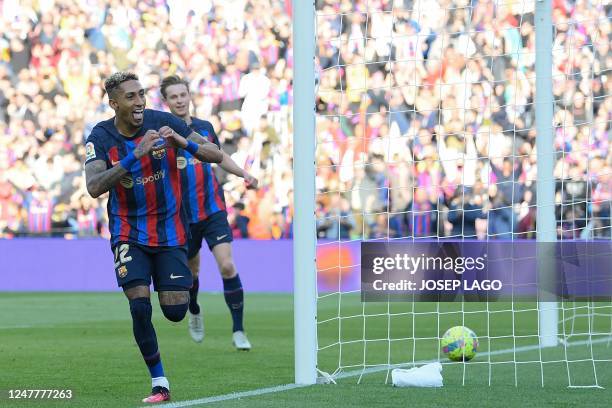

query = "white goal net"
[[308, 0, 612, 387]]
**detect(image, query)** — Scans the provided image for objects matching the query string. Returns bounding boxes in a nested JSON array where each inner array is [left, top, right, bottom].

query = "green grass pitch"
[[1, 293, 611, 407]]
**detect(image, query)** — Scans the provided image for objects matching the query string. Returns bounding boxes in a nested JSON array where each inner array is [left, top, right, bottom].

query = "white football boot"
[[188, 311, 204, 343], [232, 331, 252, 351]]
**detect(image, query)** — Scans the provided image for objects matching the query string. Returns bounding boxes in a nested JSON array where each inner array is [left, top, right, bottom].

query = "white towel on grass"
[[391, 363, 443, 387]]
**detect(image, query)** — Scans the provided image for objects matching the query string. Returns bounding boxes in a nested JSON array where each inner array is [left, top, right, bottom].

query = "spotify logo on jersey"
[[119, 170, 166, 189], [176, 156, 201, 170]]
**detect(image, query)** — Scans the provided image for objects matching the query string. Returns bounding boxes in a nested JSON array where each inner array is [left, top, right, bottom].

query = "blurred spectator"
[[516, 189, 537, 239], [239, 61, 271, 135], [487, 159, 523, 239], [403, 187, 439, 239], [25, 186, 53, 235], [317, 195, 355, 240], [447, 187, 486, 239], [230, 202, 250, 238], [75, 196, 104, 237]]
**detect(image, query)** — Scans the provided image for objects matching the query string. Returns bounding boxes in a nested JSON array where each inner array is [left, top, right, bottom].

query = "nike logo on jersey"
[[169, 274, 184, 279], [217, 234, 228, 241]]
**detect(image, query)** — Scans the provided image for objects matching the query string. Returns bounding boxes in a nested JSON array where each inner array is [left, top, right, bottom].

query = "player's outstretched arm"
[[185, 131, 225, 164], [85, 130, 163, 198], [186, 131, 257, 187], [160, 126, 223, 164], [218, 151, 259, 189], [190, 136, 223, 164]]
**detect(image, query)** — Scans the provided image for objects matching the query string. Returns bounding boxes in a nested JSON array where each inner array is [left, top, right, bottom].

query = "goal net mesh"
[[313, 0, 611, 386]]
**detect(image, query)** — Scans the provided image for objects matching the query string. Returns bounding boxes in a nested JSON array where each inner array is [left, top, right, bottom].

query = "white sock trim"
[[152, 376, 169, 390]]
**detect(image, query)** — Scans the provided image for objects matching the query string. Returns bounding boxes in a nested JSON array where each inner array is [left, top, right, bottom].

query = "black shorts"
[[111, 242, 193, 291], [187, 211, 233, 259]]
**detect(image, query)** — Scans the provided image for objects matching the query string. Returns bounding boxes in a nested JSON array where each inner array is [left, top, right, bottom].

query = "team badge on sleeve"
[[85, 142, 96, 161]]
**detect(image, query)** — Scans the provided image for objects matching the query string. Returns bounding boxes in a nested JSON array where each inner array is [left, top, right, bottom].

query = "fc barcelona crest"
[[117, 265, 128, 278], [151, 139, 167, 160], [152, 146, 167, 160]]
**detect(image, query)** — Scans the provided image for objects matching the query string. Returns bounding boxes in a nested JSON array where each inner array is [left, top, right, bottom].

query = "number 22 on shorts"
[[114, 243, 132, 267]]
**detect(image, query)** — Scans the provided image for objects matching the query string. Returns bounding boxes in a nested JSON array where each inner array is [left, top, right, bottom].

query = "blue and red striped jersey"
[[177, 117, 226, 224], [85, 109, 193, 247], [27, 196, 53, 233]]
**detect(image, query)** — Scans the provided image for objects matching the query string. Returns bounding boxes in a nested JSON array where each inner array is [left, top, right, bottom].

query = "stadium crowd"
[[0, 0, 609, 240]]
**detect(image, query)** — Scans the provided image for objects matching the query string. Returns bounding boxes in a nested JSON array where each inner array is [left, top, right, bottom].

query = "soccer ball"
[[441, 326, 478, 361]]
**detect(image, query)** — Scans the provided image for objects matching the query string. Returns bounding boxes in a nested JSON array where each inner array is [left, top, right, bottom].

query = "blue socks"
[[129, 297, 165, 379], [189, 277, 200, 315], [148, 360, 165, 379], [223, 275, 244, 332]]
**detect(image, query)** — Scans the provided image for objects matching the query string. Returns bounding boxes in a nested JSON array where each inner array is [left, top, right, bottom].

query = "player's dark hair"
[[104, 71, 139, 98], [160, 75, 189, 99]]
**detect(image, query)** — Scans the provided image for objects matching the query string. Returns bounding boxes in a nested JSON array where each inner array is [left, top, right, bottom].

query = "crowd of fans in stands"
[[0, 0, 609, 240]]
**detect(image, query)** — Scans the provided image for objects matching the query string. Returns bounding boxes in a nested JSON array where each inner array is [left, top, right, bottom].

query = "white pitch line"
[[149, 383, 307, 408], [147, 336, 612, 408]]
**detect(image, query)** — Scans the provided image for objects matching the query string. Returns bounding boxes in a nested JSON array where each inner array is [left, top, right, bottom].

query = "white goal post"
[[534, 0, 559, 348], [293, 0, 318, 385]]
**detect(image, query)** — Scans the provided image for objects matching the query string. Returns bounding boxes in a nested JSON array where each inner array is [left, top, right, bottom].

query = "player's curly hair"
[[160, 75, 190, 99], [104, 71, 139, 98]]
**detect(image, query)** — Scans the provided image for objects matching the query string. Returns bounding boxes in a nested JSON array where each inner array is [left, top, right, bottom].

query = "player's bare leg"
[[124, 285, 171, 403], [187, 252, 204, 342], [212, 243, 251, 350]]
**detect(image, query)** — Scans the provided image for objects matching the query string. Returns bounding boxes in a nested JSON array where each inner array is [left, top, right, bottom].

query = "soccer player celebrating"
[[160, 75, 256, 350], [84, 72, 223, 403]]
